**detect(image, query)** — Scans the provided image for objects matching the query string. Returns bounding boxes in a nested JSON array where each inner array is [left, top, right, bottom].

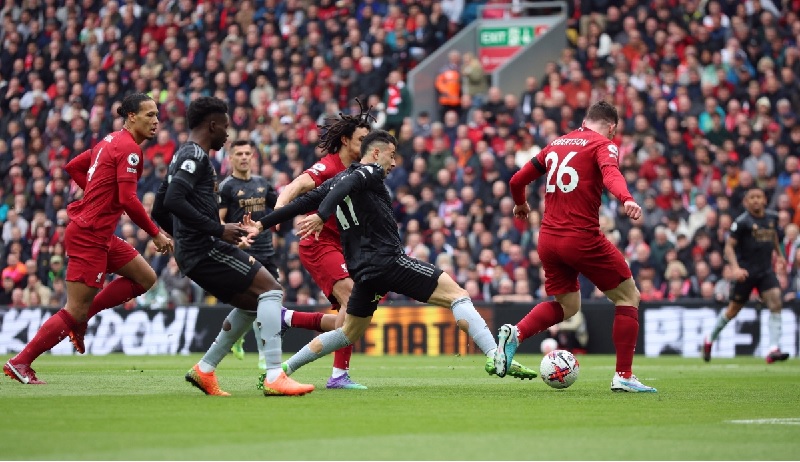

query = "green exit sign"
[[479, 26, 535, 47]]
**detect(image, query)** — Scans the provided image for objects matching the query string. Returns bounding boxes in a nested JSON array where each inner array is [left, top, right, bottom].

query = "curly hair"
[[317, 98, 376, 154], [187, 96, 229, 130]]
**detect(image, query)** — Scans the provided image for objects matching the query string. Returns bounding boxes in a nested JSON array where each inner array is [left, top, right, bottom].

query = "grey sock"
[[252, 320, 266, 357], [256, 290, 284, 372], [709, 311, 731, 343], [768, 311, 782, 349], [451, 297, 497, 355], [285, 328, 351, 375], [200, 308, 256, 369]]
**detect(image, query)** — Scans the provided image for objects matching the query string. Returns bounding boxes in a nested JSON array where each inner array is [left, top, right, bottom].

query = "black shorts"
[[347, 255, 443, 317], [187, 240, 264, 303], [256, 257, 279, 281], [729, 272, 780, 303]]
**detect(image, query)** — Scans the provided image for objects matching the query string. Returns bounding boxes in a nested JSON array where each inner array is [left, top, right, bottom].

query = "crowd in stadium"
[[2, 0, 800, 309]]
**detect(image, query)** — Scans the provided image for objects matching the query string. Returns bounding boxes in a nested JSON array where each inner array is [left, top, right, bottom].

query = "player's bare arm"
[[274, 173, 316, 209], [725, 236, 748, 281]]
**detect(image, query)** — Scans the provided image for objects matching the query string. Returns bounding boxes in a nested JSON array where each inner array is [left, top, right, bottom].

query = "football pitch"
[[1, 354, 798, 461]]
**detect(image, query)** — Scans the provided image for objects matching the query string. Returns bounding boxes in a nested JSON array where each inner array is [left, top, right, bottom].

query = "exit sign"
[[479, 26, 534, 47]]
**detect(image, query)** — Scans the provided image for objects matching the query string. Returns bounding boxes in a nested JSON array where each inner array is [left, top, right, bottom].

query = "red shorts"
[[65, 222, 140, 289], [538, 231, 632, 296], [298, 241, 349, 308]]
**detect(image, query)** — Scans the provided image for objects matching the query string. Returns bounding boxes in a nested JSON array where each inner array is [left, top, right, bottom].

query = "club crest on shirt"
[[257, 187, 265, 193], [127, 153, 140, 166]]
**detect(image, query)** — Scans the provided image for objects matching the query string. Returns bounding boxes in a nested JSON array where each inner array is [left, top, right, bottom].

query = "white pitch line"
[[727, 418, 800, 425]]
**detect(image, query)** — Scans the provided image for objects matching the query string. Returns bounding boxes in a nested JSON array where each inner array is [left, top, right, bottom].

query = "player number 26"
[[545, 151, 579, 194]]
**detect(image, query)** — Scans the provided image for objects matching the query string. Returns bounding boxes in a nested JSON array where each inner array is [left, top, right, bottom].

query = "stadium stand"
[[1, 0, 800, 309]]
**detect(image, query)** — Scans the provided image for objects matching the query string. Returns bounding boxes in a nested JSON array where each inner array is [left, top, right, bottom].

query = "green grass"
[[1, 353, 799, 460]]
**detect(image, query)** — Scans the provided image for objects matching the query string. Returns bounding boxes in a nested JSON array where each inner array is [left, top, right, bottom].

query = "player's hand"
[[221, 223, 249, 245], [237, 234, 254, 249], [776, 256, 787, 272], [241, 213, 263, 235], [153, 231, 173, 254], [732, 267, 749, 282], [296, 213, 324, 240], [622, 200, 642, 220], [513, 202, 531, 220]]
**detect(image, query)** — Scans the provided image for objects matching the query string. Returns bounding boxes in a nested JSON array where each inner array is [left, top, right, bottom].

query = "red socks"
[[333, 345, 353, 370], [87, 278, 147, 320], [289, 311, 324, 332], [13, 309, 77, 365], [516, 300, 564, 342], [613, 306, 639, 377]]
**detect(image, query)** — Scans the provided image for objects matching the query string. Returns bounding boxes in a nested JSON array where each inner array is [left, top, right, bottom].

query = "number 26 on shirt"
[[545, 151, 579, 194]]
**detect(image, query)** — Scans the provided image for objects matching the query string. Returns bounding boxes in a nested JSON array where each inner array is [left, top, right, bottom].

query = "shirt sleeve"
[[317, 165, 382, 221], [170, 156, 203, 189], [115, 143, 143, 183], [265, 182, 279, 209], [595, 140, 621, 169], [729, 217, 746, 241], [64, 149, 92, 189], [304, 160, 333, 187], [218, 180, 233, 214], [162, 152, 224, 237]]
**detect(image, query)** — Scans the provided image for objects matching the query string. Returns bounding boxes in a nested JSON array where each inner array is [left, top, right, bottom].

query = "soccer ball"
[[540, 337, 558, 355], [539, 349, 579, 389]]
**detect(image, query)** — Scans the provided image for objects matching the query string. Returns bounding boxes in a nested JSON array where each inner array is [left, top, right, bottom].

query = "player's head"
[[744, 187, 767, 216], [230, 139, 255, 176], [318, 98, 374, 161], [360, 129, 397, 176], [584, 100, 619, 140], [118, 93, 159, 143], [187, 96, 230, 151]]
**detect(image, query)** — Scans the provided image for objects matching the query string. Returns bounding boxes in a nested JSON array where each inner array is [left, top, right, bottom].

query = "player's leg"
[[228, 260, 313, 396], [575, 235, 655, 392], [5, 226, 105, 383], [759, 276, 790, 363], [493, 234, 578, 377], [69, 239, 155, 354], [246, 259, 282, 369], [299, 245, 365, 388], [705, 280, 751, 361], [4, 280, 97, 384], [326, 276, 367, 388], [284, 283, 377, 378], [183, 251, 261, 396]]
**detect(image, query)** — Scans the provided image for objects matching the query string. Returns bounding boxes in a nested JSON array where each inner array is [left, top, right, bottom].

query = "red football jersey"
[[67, 129, 145, 237], [300, 153, 347, 248], [535, 127, 621, 237]]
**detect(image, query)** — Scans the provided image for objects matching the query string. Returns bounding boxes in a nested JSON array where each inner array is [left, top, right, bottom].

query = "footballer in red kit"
[[272, 103, 373, 389], [4, 94, 172, 385], [298, 152, 351, 297], [493, 100, 658, 393]]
